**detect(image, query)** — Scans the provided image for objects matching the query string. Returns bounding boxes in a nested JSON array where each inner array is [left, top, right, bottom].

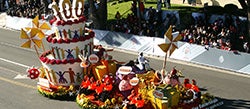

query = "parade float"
[[19, 0, 223, 108], [75, 25, 224, 108], [20, 0, 96, 98]]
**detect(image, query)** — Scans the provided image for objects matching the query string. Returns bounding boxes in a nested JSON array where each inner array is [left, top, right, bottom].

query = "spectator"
[[164, 0, 171, 8], [139, 1, 145, 19], [0, 0, 3, 11], [243, 42, 250, 53], [43, 10, 54, 21], [131, 0, 137, 16], [115, 11, 121, 20], [180, 14, 248, 53], [6, 0, 44, 19]]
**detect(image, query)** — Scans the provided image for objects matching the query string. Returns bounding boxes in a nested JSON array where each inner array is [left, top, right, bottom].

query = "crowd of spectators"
[[3, 0, 249, 53], [109, 1, 249, 53], [181, 15, 249, 53], [6, 0, 44, 19], [109, 2, 178, 38]]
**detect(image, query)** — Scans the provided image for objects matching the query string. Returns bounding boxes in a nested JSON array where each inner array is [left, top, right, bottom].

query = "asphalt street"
[[0, 28, 250, 109]]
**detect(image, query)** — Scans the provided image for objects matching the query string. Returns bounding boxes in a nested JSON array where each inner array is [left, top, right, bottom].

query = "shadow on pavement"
[[220, 98, 250, 109]]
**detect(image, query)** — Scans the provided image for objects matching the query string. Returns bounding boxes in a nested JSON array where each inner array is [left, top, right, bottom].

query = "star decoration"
[[122, 99, 129, 106], [76, 89, 80, 95], [25, 15, 51, 39], [114, 104, 119, 109], [68, 91, 74, 96], [158, 25, 182, 56], [20, 28, 42, 48]]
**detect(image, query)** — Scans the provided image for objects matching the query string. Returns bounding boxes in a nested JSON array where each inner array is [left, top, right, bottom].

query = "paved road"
[[0, 28, 250, 109]]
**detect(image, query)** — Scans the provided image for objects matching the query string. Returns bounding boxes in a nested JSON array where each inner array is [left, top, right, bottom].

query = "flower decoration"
[[26, 66, 40, 79]]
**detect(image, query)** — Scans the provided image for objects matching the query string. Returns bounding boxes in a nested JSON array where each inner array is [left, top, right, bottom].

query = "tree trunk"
[[88, 0, 107, 30]]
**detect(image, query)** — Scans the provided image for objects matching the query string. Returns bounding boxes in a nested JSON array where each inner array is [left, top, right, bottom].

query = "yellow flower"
[[111, 98, 116, 105], [105, 99, 111, 105]]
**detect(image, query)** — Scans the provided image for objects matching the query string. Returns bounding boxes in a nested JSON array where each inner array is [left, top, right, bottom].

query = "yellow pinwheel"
[[20, 28, 42, 57], [158, 25, 182, 69], [25, 15, 51, 39], [20, 28, 42, 48]]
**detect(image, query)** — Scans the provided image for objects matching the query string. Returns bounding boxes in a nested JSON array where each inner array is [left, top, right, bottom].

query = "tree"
[[88, 0, 107, 30]]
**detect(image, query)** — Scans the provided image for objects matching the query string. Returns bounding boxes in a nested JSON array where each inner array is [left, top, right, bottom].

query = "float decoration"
[[25, 15, 51, 38], [18, 0, 223, 108], [25, 15, 51, 51], [20, 28, 43, 57], [27, 66, 40, 79], [158, 25, 182, 69], [36, 0, 96, 99], [18, 0, 95, 99]]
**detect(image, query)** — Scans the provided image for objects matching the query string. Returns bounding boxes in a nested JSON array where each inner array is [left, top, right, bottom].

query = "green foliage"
[[107, 0, 202, 22], [107, 0, 247, 30], [107, 1, 133, 20]]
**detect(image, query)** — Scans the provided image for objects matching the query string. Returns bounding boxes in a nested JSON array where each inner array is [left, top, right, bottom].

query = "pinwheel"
[[25, 15, 51, 51], [20, 28, 42, 57], [158, 25, 182, 69]]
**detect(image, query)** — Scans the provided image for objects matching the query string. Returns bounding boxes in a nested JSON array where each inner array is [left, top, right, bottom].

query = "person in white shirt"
[[137, 52, 149, 70]]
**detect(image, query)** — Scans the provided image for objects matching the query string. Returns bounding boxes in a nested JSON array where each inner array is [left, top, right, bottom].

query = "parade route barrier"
[[5, 15, 32, 30], [0, 13, 6, 27], [170, 42, 250, 75], [3, 15, 250, 75]]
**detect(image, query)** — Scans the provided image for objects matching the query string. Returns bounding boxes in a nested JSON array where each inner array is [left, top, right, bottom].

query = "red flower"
[[81, 79, 90, 88], [56, 20, 61, 25], [86, 35, 90, 40], [40, 57, 47, 62], [46, 36, 52, 42], [79, 16, 86, 22], [49, 59, 56, 65], [55, 59, 61, 64], [57, 38, 63, 44], [135, 100, 145, 108], [50, 17, 57, 25], [191, 85, 200, 92], [74, 19, 79, 23], [66, 20, 73, 25], [104, 84, 113, 91], [45, 58, 50, 64], [61, 20, 66, 26], [79, 36, 85, 41], [75, 58, 81, 62], [64, 38, 70, 43], [89, 32, 95, 37], [95, 85, 104, 95], [71, 38, 78, 42], [52, 38, 57, 43], [62, 59, 68, 64], [130, 98, 137, 104], [69, 58, 75, 64], [88, 82, 97, 90]]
